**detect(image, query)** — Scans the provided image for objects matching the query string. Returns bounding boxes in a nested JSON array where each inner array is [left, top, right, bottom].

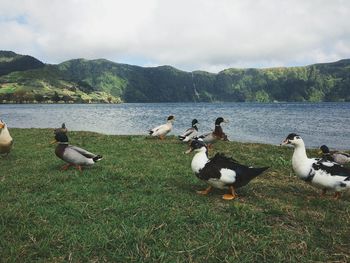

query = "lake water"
[[1, 102, 349, 149]]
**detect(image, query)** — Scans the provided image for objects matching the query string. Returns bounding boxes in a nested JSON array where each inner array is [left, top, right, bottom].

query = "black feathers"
[[312, 160, 350, 177], [93, 155, 103, 162], [197, 153, 269, 188]]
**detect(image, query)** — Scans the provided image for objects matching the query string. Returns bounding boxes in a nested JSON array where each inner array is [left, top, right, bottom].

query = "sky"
[[1, 0, 350, 73]]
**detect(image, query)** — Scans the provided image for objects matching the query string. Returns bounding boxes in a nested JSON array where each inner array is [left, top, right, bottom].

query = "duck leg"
[[222, 186, 236, 200], [159, 135, 165, 140], [321, 189, 327, 197], [75, 165, 82, 172], [196, 186, 212, 195], [333, 192, 341, 200], [61, 163, 73, 170]]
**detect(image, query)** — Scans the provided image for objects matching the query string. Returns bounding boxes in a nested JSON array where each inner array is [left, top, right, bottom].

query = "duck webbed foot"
[[196, 186, 212, 195], [61, 163, 73, 171], [75, 165, 82, 172], [222, 186, 237, 200]]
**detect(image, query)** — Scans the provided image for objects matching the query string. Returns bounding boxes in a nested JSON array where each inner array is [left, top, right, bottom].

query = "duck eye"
[[295, 136, 300, 139]]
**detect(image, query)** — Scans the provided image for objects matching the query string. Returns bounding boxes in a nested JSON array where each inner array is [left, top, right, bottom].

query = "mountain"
[[0, 51, 350, 103], [0, 51, 45, 76]]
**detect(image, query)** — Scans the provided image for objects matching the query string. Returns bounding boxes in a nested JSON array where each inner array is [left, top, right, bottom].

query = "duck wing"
[[179, 128, 197, 141], [200, 153, 268, 187], [63, 146, 95, 166], [332, 152, 350, 164], [180, 127, 195, 137], [198, 132, 215, 144], [312, 160, 350, 178], [70, 145, 97, 158], [149, 123, 171, 136]]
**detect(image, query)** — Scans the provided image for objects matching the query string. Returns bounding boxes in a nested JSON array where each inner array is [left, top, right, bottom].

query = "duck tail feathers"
[[93, 155, 103, 162], [248, 166, 269, 178]]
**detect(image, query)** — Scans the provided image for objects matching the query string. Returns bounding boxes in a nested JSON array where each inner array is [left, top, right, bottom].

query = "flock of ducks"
[[1, 115, 350, 200]]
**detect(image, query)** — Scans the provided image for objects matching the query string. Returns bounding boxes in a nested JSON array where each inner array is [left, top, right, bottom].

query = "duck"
[[178, 119, 199, 142], [186, 139, 269, 200], [281, 133, 350, 199], [319, 145, 350, 165], [148, 115, 175, 140], [198, 117, 229, 147], [53, 124, 103, 171], [0, 119, 13, 156]]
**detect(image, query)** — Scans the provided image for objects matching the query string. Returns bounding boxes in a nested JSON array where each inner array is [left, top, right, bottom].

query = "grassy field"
[[1, 129, 350, 262]]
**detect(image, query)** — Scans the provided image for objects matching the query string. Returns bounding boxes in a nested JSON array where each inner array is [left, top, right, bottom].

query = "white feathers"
[[149, 116, 175, 138], [285, 134, 350, 192], [218, 168, 236, 184], [0, 121, 12, 144], [191, 147, 208, 174], [0, 120, 13, 155]]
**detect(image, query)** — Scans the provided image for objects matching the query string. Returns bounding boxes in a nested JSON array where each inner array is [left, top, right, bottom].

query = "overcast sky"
[[1, 0, 349, 72]]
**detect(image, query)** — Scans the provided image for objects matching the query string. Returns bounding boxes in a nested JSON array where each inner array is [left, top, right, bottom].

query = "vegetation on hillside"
[[0, 51, 350, 103], [0, 51, 44, 76], [1, 129, 349, 262]]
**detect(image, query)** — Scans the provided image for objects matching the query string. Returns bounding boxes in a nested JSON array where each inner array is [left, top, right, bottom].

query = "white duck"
[[281, 133, 350, 199], [148, 115, 175, 140], [178, 119, 198, 142], [0, 119, 13, 156]]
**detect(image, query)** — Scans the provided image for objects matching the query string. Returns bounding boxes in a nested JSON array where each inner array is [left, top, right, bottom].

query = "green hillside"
[[0, 51, 45, 77], [0, 51, 350, 103]]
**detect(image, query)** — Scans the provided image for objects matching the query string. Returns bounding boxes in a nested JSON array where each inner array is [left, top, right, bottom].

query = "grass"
[[1, 129, 350, 262]]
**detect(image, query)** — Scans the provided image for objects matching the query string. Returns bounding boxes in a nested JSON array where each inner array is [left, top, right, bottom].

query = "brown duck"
[[198, 117, 229, 147]]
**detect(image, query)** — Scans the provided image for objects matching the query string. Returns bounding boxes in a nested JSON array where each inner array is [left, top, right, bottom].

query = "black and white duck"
[[281, 133, 350, 199], [0, 119, 13, 156], [198, 117, 228, 147], [178, 119, 199, 142], [149, 115, 175, 140], [53, 124, 103, 171], [186, 139, 269, 200], [319, 145, 350, 165]]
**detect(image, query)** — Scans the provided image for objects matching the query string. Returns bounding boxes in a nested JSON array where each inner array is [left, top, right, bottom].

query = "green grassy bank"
[[1, 129, 349, 262]]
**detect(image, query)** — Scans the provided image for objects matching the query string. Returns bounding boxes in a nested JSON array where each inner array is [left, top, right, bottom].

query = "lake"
[[1, 102, 349, 149]]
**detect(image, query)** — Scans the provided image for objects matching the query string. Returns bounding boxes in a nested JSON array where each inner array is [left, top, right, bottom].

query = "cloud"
[[1, 0, 350, 72]]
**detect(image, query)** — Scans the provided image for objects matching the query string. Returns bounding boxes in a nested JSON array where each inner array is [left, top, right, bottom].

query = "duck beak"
[[0, 123, 4, 129], [280, 139, 289, 146], [184, 147, 193, 154], [50, 140, 58, 144], [223, 119, 229, 123]]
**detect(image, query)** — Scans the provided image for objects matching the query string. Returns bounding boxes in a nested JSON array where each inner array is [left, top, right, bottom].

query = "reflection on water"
[[1, 102, 349, 149]]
